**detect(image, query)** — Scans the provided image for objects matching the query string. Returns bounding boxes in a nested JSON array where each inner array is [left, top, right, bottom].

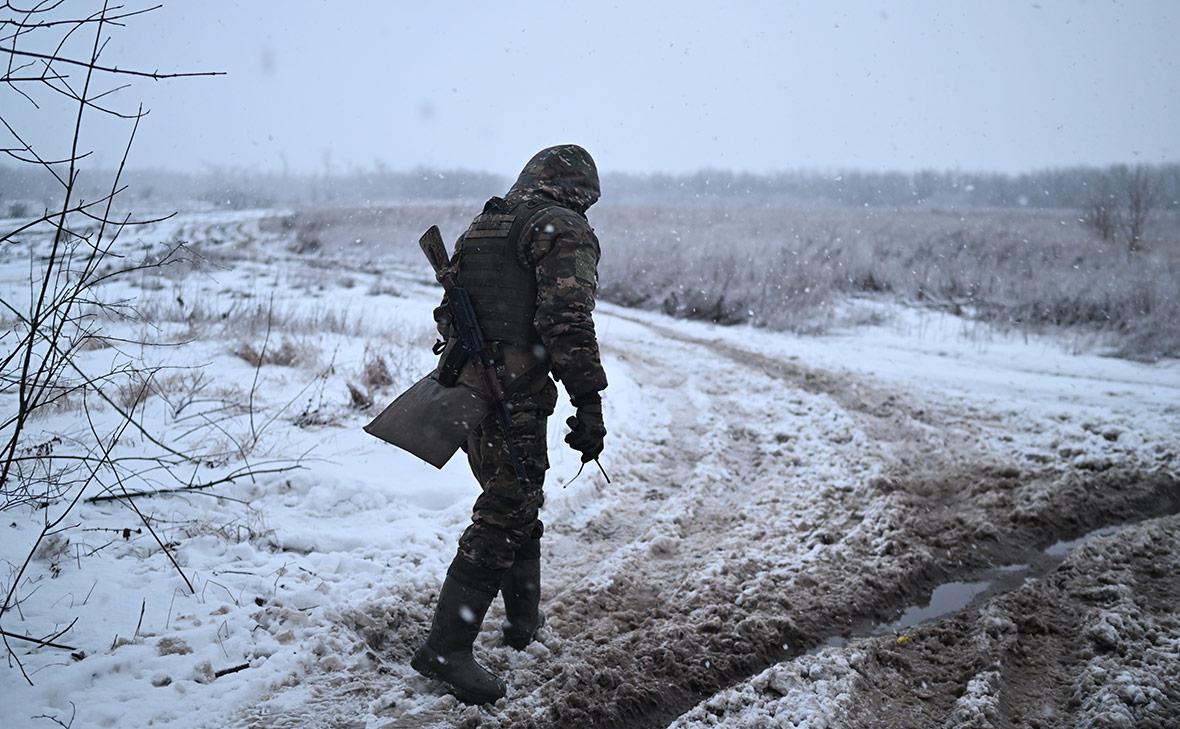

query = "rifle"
[[419, 225, 530, 484]]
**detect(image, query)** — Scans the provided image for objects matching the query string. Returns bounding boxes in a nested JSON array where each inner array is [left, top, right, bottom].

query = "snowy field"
[[2, 208, 1178, 728]]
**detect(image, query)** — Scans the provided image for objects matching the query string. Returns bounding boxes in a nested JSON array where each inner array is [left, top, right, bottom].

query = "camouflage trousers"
[[451, 377, 558, 586]]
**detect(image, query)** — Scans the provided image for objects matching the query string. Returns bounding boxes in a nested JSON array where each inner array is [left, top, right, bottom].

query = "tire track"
[[232, 307, 1178, 729], [475, 315, 1180, 729]]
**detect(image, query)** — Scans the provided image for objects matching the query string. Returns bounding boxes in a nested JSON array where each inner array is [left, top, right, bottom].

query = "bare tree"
[[1123, 164, 1158, 252], [1082, 165, 1160, 252], [1082, 180, 1121, 243], [0, 2, 297, 685]]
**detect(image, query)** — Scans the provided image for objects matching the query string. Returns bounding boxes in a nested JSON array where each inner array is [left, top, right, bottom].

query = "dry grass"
[[232, 338, 312, 368], [141, 202, 1180, 361], [116, 372, 153, 411], [361, 348, 395, 391], [273, 202, 1180, 359], [346, 382, 373, 411], [593, 204, 1180, 359], [366, 281, 402, 297], [77, 335, 113, 351], [137, 295, 385, 339]]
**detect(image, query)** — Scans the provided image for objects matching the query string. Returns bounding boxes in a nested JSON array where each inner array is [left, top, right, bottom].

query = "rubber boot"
[[501, 557, 544, 649], [410, 575, 506, 705]]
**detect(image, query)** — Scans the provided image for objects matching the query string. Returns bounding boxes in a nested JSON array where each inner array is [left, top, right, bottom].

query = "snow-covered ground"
[[1, 209, 1177, 728]]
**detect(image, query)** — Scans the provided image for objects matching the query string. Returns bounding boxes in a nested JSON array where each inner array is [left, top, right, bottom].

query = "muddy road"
[[234, 293, 1179, 729], [5, 212, 1174, 729], [467, 315, 1178, 729], [670, 513, 1180, 728]]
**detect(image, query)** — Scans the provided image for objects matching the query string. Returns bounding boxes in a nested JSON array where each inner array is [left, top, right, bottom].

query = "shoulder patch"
[[574, 248, 598, 285]]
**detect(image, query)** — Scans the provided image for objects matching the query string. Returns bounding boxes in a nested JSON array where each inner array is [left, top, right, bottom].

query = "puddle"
[[662, 489, 1180, 729], [809, 521, 1142, 654], [804, 580, 995, 654], [874, 580, 991, 635], [807, 635, 847, 654], [1043, 524, 1124, 556], [995, 563, 1029, 573]]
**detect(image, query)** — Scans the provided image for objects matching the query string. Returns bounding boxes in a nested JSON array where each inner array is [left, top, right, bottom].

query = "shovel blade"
[[363, 371, 490, 468]]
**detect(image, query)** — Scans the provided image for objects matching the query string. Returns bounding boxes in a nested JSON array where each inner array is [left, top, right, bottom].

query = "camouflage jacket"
[[434, 144, 608, 400]]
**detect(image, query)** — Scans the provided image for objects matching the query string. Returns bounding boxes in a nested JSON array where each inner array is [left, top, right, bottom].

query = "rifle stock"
[[418, 225, 453, 285]]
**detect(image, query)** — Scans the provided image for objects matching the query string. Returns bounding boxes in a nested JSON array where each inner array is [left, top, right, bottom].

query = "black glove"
[[565, 401, 606, 463]]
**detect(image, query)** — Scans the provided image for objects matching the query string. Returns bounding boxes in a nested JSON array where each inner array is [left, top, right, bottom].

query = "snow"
[[1, 208, 1177, 728], [600, 299, 1179, 476], [667, 647, 865, 728]]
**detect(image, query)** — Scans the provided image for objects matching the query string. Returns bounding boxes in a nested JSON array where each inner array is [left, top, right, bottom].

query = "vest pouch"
[[437, 338, 469, 387], [496, 342, 551, 397]]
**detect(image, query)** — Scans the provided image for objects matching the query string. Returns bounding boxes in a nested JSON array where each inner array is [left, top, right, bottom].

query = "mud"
[[232, 305, 1179, 729], [674, 513, 1180, 728], [436, 322, 1177, 728], [606, 468, 1180, 729]]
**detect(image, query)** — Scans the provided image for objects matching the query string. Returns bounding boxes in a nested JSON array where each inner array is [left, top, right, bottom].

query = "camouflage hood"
[[506, 144, 600, 215]]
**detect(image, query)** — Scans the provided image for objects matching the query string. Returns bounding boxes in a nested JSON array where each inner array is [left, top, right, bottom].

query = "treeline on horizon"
[[2, 161, 1178, 214]]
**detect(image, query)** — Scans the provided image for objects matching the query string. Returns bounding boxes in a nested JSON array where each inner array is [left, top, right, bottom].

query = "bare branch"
[[93, 410, 194, 594], [0, 626, 77, 651], [85, 463, 303, 503], [0, 46, 223, 79]]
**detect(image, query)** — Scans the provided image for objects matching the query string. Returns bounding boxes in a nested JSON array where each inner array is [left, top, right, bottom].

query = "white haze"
[[3, 0, 1177, 175]]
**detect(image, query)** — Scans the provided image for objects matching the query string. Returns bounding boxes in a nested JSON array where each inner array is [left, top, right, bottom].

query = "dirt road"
[[670, 513, 1180, 728], [5, 211, 1176, 729], [248, 295, 1178, 728]]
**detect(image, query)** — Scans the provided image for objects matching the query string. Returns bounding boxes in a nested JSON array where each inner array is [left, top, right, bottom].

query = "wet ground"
[[96, 213, 1170, 729], [354, 307, 1180, 729], [672, 512, 1180, 728], [809, 520, 1169, 658], [5, 210, 1176, 729]]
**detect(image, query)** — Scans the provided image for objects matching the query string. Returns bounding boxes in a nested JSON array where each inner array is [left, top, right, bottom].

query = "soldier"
[[410, 144, 608, 704]]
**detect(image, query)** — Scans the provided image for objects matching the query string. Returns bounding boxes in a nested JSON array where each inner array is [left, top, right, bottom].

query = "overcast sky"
[[4, 0, 1178, 175]]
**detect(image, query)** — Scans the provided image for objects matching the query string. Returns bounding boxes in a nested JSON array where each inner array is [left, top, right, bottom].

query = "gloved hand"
[[565, 401, 606, 463]]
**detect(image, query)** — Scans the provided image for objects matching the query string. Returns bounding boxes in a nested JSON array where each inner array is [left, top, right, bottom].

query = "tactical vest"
[[454, 198, 555, 346]]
